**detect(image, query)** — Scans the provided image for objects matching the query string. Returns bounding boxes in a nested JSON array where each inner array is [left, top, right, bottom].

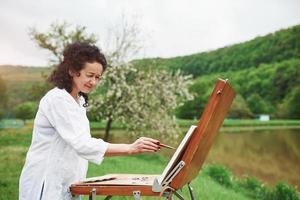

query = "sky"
[[0, 0, 300, 67]]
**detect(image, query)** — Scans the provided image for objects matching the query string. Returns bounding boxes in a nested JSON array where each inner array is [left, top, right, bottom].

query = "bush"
[[272, 182, 300, 200], [204, 164, 233, 187], [238, 176, 272, 199], [237, 177, 300, 200], [14, 102, 38, 123]]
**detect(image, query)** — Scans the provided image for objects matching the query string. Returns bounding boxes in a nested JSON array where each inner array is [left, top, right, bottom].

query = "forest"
[[133, 24, 300, 119]]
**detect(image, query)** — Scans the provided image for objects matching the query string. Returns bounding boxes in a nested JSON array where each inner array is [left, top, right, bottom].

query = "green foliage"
[[272, 182, 300, 200], [133, 25, 300, 77], [14, 102, 37, 123], [237, 176, 273, 199], [177, 58, 300, 119], [246, 93, 273, 114], [203, 164, 233, 187], [28, 81, 52, 102], [204, 167, 300, 200], [133, 25, 300, 119], [228, 94, 254, 119], [176, 76, 214, 119], [278, 86, 300, 119]]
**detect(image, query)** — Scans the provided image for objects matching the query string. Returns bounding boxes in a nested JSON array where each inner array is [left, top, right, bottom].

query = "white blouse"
[[19, 87, 108, 200]]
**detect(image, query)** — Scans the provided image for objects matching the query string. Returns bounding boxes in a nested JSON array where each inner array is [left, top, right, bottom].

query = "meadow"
[[0, 120, 299, 200]]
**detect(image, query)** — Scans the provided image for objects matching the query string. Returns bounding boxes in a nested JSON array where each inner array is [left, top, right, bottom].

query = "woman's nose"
[[90, 78, 97, 85]]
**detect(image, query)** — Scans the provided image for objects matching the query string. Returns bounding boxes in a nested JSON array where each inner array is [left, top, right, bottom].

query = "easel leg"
[[187, 183, 195, 200], [173, 191, 184, 200], [89, 188, 96, 200]]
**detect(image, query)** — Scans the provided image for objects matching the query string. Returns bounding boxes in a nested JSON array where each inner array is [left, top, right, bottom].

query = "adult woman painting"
[[19, 42, 160, 200]]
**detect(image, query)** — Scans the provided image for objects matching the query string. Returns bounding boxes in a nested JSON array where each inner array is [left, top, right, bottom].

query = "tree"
[[277, 86, 300, 119], [247, 93, 273, 114], [29, 21, 97, 65], [30, 19, 193, 141], [14, 102, 37, 124], [103, 15, 143, 66], [90, 65, 193, 140], [228, 94, 254, 119]]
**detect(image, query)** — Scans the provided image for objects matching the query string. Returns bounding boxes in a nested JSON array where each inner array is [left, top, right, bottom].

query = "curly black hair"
[[48, 42, 107, 107]]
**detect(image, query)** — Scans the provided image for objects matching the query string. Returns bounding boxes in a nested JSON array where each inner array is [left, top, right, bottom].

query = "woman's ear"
[[68, 70, 74, 78], [69, 70, 80, 77]]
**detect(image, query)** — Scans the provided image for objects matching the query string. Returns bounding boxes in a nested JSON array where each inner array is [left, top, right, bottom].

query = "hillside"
[[0, 65, 51, 113], [0, 65, 50, 83], [132, 24, 300, 77], [1, 24, 300, 119], [176, 58, 300, 119], [132, 24, 300, 119]]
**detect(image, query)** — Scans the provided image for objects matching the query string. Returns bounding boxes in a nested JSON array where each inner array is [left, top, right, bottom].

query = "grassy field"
[[88, 119, 300, 130], [0, 125, 299, 200], [2, 119, 300, 131]]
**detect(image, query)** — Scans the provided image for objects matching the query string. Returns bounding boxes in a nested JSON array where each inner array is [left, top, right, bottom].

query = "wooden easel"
[[70, 79, 236, 199]]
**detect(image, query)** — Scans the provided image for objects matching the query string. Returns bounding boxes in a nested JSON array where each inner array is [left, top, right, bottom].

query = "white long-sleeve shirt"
[[19, 87, 108, 200]]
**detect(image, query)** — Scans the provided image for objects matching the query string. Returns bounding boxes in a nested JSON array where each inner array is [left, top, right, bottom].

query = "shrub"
[[238, 176, 272, 199], [14, 102, 38, 123], [272, 182, 300, 200], [204, 164, 233, 187]]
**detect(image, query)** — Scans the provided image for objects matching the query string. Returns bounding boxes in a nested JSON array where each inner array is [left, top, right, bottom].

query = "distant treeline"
[[133, 25, 300, 76], [1, 25, 300, 120], [133, 24, 300, 119]]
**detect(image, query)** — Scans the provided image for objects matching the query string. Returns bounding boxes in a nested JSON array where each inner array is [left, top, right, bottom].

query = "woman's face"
[[71, 62, 103, 94]]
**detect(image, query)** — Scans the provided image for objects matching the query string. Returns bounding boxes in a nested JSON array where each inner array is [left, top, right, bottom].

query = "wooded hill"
[[133, 24, 300, 119], [1, 25, 299, 119]]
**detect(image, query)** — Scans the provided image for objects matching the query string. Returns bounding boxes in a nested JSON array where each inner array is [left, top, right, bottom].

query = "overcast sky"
[[0, 0, 300, 66]]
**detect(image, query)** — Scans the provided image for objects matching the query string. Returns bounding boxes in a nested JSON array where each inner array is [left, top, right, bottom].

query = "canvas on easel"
[[70, 78, 236, 199]]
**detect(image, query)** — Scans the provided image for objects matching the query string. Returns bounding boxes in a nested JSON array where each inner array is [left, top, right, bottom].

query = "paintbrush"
[[157, 142, 176, 150]]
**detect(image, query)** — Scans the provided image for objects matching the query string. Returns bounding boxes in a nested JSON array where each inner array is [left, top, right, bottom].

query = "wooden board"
[[170, 79, 236, 189]]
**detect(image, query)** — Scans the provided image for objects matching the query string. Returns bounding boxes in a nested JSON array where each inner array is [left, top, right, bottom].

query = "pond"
[[92, 127, 300, 189], [208, 127, 300, 189]]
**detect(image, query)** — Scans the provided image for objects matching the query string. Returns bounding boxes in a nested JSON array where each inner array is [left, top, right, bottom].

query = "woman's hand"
[[129, 137, 160, 154], [105, 137, 160, 157]]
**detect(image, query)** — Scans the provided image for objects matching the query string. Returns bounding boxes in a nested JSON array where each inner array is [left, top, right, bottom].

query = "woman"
[[19, 42, 160, 200]]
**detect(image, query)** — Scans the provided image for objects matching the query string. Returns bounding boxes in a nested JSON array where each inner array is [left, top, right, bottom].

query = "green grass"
[[2, 119, 300, 130], [0, 129, 299, 200], [89, 119, 300, 130]]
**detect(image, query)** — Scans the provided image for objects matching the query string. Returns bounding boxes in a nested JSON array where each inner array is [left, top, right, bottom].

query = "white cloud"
[[0, 0, 299, 66]]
